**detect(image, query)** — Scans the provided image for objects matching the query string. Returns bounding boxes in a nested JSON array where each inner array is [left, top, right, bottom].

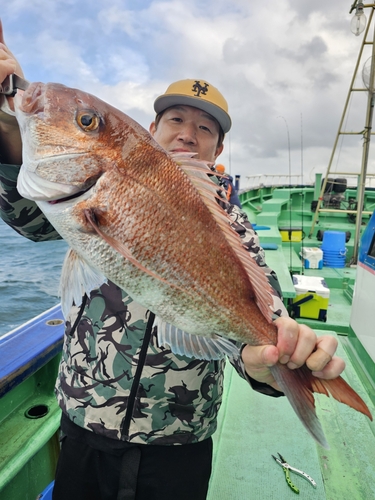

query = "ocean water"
[[0, 218, 68, 336]]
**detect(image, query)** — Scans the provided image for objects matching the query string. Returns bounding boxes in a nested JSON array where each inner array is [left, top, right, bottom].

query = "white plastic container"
[[300, 247, 323, 269]]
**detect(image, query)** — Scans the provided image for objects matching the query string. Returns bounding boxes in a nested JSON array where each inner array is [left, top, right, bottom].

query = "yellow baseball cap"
[[154, 79, 231, 133]]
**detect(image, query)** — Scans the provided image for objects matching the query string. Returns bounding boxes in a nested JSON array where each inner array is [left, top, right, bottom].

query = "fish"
[[14, 82, 372, 448]]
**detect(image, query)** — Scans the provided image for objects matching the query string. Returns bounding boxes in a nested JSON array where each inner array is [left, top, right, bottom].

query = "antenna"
[[278, 116, 294, 269], [300, 112, 305, 275], [228, 131, 232, 175]]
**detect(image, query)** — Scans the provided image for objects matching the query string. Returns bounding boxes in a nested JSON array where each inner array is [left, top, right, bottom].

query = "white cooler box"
[[300, 247, 323, 269]]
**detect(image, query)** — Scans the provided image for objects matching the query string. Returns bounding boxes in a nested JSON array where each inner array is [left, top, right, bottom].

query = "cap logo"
[[191, 80, 209, 98]]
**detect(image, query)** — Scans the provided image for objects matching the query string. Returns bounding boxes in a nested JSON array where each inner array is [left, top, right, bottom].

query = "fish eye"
[[77, 111, 100, 132]]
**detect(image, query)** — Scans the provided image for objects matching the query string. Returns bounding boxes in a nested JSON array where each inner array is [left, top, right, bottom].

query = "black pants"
[[52, 428, 213, 500]]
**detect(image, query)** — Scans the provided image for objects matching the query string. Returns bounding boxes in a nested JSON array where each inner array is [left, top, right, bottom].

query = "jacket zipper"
[[121, 311, 155, 440], [68, 294, 88, 336]]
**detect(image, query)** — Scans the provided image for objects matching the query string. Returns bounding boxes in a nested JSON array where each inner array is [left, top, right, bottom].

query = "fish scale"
[[14, 81, 372, 449], [78, 160, 257, 335]]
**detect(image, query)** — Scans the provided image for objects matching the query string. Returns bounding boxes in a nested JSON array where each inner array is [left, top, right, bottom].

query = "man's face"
[[149, 105, 224, 162]]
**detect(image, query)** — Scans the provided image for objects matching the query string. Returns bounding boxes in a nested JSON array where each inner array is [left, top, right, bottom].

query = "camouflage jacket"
[[0, 163, 285, 445]]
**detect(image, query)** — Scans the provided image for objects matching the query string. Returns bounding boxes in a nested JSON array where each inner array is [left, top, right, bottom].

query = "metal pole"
[[309, 11, 371, 237], [352, 8, 375, 263], [309, 6, 375, 239]]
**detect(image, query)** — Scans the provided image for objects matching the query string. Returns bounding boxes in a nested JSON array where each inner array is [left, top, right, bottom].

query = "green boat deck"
[[208, 263, 375, 499], [208, 336, 375, 499], [207, 185, 375, 498]]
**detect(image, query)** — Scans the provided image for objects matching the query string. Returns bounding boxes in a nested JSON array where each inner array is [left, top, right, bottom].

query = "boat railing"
[[0, 303, 65, 397], [242, 173, 375, 191], [243, 174, 305, 190]]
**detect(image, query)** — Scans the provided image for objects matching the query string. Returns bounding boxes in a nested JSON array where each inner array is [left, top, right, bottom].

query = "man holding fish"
[[0, 20, 360, 500]]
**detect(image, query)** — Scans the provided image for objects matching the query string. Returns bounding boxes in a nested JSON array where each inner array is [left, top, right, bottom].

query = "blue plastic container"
[[322, 249, 347, 256], [322, 251, 347, 260], [38, 481, 54, 499], [323, 254, 346, 261], [323, 254, 346, 268], [324, 261, 345, 268], [321, 230, 347, 267], [321, 231, 346, 251]]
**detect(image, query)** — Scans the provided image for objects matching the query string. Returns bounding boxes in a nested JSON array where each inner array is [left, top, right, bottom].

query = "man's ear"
[[149, 121, 156, 136], [214, 143, 224, 160]]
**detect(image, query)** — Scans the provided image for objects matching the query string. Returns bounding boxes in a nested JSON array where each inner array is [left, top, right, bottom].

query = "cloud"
[[2, 0, 374, 185]]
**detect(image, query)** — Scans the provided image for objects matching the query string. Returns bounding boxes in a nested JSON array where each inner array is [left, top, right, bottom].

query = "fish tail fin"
[[270, 363, 372, 449], [310, 372, 373, 420]]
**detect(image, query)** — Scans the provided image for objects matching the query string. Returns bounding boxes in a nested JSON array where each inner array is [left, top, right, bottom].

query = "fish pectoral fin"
[[155, 318, 240, 360], [59, 248, 107, 317]]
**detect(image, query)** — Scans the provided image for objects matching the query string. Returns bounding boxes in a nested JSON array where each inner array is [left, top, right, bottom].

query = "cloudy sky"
[[2, 0, 374, 188]]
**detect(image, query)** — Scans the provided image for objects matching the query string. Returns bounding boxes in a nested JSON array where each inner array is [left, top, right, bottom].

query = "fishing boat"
[[2, 3, 375, 499], [209, 178, 375, 499], [1, 176, 375, 500]]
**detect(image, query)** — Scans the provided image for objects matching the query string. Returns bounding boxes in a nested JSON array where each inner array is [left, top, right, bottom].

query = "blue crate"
[[38, 481, 54, 499]]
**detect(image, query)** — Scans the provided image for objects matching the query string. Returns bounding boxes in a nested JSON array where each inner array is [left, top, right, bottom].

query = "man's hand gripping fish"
[[14, 82, 372, 449]]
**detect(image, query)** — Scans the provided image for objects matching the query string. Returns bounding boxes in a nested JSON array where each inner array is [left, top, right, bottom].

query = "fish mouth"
[[17, 165, 100, 204], [45, 170, 102, 205], [48, 182, 95, 204]]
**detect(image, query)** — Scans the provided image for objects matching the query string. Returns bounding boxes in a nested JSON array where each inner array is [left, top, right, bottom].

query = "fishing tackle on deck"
[[272, 452, 317, 494]]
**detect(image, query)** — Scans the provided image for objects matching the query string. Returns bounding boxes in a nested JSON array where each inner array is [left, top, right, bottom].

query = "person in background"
[[215, 163, 242, 208], [0, 21, 344, 500]]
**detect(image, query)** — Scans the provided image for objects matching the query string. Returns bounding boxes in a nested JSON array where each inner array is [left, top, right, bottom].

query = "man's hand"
[[0, 18, 24, 85], [241, 316, 346, 391], [0, 19, 23, 164]]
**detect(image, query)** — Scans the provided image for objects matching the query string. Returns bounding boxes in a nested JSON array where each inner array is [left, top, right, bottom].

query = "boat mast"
[[309, 2, 375, 263], [353, 2, 375, 261]]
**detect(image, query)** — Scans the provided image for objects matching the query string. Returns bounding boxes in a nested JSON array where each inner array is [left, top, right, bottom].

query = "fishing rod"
[[278, 116, 294, 272], [300, 113, 305, 276]]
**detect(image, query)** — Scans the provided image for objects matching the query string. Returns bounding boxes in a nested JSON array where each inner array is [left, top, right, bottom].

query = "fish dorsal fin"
[[155, 317, 240, 360], [59, 248, 107, 317], [173, 154, 275, 323]]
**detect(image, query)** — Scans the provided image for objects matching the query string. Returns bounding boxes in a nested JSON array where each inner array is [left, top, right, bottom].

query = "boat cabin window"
[[369, 233, 375, 258]]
